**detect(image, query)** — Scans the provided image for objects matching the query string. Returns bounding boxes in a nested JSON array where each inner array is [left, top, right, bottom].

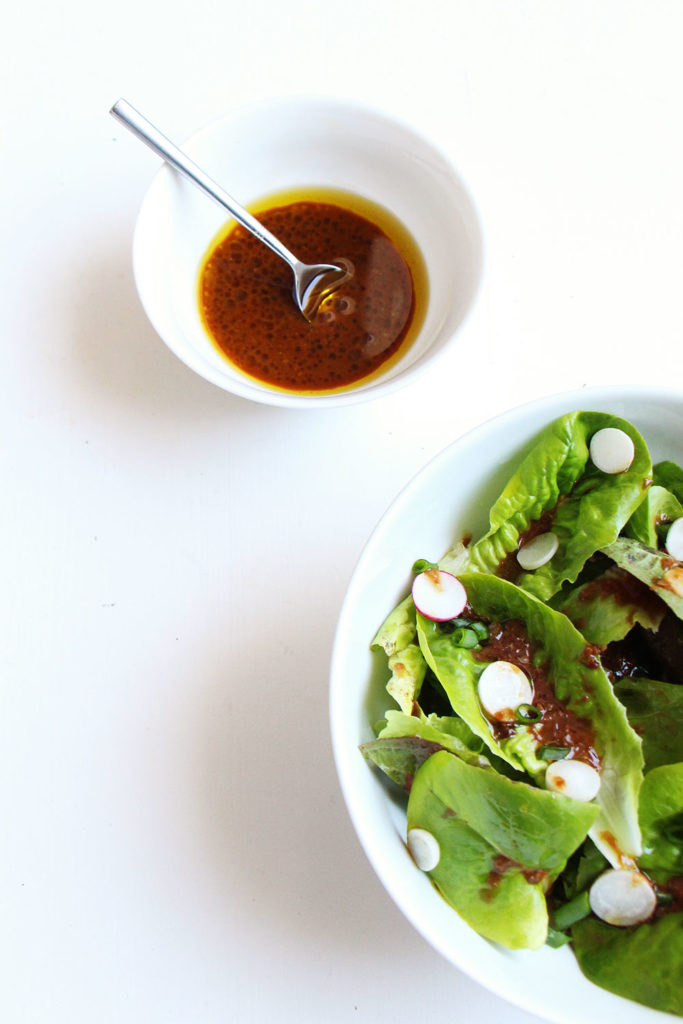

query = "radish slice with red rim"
[[412, 569, 467, 622]]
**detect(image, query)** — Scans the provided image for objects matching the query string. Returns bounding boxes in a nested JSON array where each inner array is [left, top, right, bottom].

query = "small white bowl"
[[330, 386, 683, 1024], [131, 97, 483, 408]]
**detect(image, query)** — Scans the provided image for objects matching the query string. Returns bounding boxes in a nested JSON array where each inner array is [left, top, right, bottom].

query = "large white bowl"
[[131, 97, 483, 408], [330, 386, 683, 1024]]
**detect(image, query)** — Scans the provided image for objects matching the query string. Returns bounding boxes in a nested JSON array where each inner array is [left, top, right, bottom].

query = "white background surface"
[[2, 3, 683, 1022]]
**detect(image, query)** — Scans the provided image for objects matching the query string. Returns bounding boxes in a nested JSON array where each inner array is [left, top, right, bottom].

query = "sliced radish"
[[665, 517, 683, 561], [477, 660, 532, 719], [517, 531, 559, 571], [407, 828, 440, 871], [589, 427, 635, 474], [545, 759, 601, 801], [412, 569, 467, 621], [589, 869, 656, 926]]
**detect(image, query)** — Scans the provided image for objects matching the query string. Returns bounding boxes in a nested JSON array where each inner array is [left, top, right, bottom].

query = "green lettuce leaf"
[[372, 595, 417, 656], [654, 459, 683, 502], [371, 597, 426, 714], [638, 762, 683, 877], [570, 914, 683, 1016], [360, 710, 490, 789], [378, 708, 486, 754], [570, 763, 683, 1016], [602, 536, 683, 621], [360, 735, 446, 790], [624, 484, 683, 548], [614, 678, 683, 771], [465, 412, 651, 601], [552, 566, 665, 645], [406, 750, 598, 949], [417, 573, 644, 862]]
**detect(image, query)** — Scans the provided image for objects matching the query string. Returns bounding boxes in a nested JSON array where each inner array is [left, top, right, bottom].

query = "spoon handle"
[[110, 99, 300, 270]]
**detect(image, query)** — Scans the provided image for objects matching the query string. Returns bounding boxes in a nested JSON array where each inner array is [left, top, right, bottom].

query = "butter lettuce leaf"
[[371, 596, 426, 714], [638, 762, 683, 877], [614, 678, 683, 771], [360, 735, 446, 791], [466, 412, 651, 601], [602, 536, 683, 621], [570, 914, 683, 1016], [417, 573, 644, 862], [570, 763, 683, 1016], [654, 459, 683, 502], [360, 710, 490, 789], [624, 484, 683, 548], [377, 709, 486, 755], [407, 750, 598, 950], [372, 595, 417, 656], [552, 566, 665, 645]]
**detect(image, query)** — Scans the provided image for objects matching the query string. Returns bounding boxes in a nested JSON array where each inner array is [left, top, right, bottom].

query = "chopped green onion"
[[412, 559, 439, 574], [452, 627, 479, 649], [515, 703, 542, 723], [551, 890, 591, 930], [545, 927, 572, 948], [439, 617, 468, 632], [469, 621, 490, 641], [538, 745, 571, 761]]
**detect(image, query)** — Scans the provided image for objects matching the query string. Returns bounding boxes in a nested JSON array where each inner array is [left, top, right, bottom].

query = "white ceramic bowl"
[[330, 386, 683, 1024], [131, 97, 483, 407]]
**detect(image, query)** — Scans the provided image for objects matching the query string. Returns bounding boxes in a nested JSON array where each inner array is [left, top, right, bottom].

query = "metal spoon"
[[110, 99, 350, 321]]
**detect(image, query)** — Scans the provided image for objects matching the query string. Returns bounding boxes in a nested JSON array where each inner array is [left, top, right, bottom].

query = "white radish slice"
[[589, 427, 635, 474], [407, 828, 440, 871], [477, 660, 532, 719], [589, 869, 656, 926], [665, 517, 683, 561], [517, 532, 559, 571], [412, 570, 467, 622], [545, 759, 601, 801]]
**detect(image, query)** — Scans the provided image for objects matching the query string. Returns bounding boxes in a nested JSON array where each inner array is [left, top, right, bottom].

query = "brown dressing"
[[480, 853, 549, 901], [473, 619, 601, 769], [655, 874, 683, 919], [198, 187, 427, 394], [576, 566, 666, 624]]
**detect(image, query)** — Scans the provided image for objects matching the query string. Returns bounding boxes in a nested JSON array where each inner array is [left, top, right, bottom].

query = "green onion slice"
[[412, 559, 439, 574], [469, 621, 490, 641], [538, 745, 571, 761], [452, 627, 479, 649], [515, 703, 542, 723], [545, 927, 572, 948], [551, 890, 591, 930]]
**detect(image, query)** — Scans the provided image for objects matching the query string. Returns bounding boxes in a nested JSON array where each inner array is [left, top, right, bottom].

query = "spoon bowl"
[[292, 257, 354, 322], [110, 99, 351, 321]]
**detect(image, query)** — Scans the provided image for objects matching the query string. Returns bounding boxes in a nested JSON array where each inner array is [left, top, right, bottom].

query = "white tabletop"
[[2, 3, 683, 1022]]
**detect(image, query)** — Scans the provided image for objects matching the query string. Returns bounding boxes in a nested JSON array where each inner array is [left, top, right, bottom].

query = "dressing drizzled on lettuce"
[[361, 411, 683, 1017]]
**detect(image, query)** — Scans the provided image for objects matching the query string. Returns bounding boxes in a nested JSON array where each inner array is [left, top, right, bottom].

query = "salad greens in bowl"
[[330, 388, 683, 1024]]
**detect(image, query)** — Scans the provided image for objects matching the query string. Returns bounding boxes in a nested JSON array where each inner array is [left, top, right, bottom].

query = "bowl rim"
[[130, 94, 485, 409], [329, 383, 683, 1023]]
